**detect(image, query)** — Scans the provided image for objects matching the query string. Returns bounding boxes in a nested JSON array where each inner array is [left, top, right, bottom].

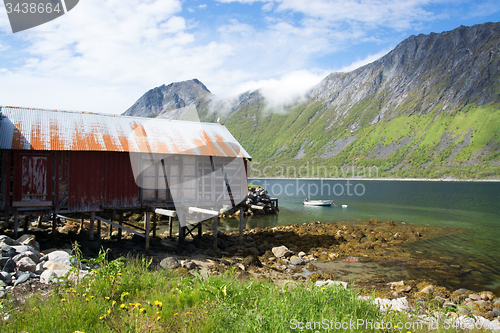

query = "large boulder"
[[0, 235, 21, 247], [2, 258, 15, 273], [43, 261, 74, 271], [16, 234, 40, 251], [16, 257, 37, 273], [0, 271, 12, 285], [159, 257, 180, 269], [41, 250, 80, 268], [12, 251, 41, 264], [40, 269, 88, 284]]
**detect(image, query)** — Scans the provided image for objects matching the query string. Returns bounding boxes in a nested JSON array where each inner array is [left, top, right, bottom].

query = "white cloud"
[[210, 69, 329, 115], [0, 0, 237, 113]]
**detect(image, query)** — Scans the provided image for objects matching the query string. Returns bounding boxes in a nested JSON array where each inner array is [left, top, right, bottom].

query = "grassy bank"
[[1, 248, 490, 333]]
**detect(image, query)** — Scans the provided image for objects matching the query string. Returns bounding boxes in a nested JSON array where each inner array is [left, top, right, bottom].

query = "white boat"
[[303, 199, 333, 206]]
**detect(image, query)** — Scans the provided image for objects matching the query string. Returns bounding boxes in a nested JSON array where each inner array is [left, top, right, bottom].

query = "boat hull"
[[303, 200, 333, 206]]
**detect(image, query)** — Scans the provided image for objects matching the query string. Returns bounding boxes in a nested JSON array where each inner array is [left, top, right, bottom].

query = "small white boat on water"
[[303, 199, 333, 206]]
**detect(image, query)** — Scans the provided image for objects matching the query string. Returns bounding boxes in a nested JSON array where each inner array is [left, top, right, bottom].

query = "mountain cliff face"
[[308, 22, 500, 131], [124, 22, 500, 179], [123, 79, 212, 117]]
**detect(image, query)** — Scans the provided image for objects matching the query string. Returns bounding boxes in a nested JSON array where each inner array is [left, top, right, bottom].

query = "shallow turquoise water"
[[236, 179, 500, 291]]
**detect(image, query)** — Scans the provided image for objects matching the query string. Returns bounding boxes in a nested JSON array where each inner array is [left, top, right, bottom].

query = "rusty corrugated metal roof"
[[0, 106, 251, 158]]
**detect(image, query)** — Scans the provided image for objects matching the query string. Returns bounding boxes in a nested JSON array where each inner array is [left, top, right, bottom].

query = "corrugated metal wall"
[[68, 151, 139, 212]]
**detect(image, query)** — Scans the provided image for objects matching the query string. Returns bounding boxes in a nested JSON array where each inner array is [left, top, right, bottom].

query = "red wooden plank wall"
[[68, 151, 139, 212]]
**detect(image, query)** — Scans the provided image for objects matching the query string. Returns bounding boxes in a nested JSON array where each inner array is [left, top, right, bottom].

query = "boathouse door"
[[13, 152, 52, 206]]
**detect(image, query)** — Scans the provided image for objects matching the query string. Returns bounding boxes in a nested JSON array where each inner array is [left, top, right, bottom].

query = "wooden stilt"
[[179, 224, 185, 250], [37, 215, 43, 228], [52, 212, 57, 239], [118, 212, 123, 241], [214, 216, 218, 250], [14, 211, 19, 239], [89, 211, 95, 240], [97, 218, 101, 240], [145, 211, 150, 253], [80, 213, 84, 230], [169, 216, 173, 238], [24, 215, 29, 233], [108, 211, 113, 238], [197, 222, 202, 239], [152, 213, 157, 238], [239, 206, 244, 246]]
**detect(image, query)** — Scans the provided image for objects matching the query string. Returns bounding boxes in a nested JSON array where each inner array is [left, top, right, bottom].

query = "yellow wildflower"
[[185, 312, 192, 316], [173, 313, 178, 316], [139, 308, 146, 313], [105, 297, 110, 300], [154, 300, 163, 307], [61, 299, 66, 302]]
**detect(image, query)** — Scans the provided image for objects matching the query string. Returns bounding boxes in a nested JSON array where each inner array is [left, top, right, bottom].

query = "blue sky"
[[0, 0, 499, 114]]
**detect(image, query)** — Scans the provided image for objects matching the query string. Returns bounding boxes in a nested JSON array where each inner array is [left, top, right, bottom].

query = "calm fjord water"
[[239, 179, 500, 291]]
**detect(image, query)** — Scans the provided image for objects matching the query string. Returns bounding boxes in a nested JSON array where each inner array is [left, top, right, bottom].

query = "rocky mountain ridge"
[[123, 79, 212, 117], [123, 22, 500, 179]]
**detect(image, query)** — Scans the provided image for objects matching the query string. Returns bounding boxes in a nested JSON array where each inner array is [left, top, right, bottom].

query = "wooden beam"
[[188, 207, 219, 215], [12, 201, 52, 208], [95, 215, 145, 238], [57, 214, 82, 223], [250, 204, 264, 210], [155, 208, 177, 217]]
